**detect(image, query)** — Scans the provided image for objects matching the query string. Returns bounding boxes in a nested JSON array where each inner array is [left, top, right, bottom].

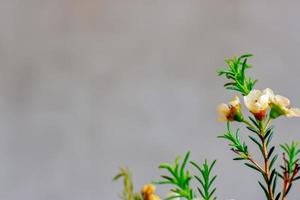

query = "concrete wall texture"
[[0, 0, 300, 199]]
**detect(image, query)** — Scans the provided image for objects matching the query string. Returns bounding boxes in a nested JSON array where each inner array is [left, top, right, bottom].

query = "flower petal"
[[274, 95, 290, 107], [217, 103, 230, 121], [230, 96, 240, 107], [244, 89, 262, 111], [259, 93, 271, 109], [263, 88, 274, 98], [286, 108, 300, 117]]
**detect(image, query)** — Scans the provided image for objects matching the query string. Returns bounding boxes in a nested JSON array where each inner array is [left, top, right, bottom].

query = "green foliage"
[[156, 151, 194, 200], [220, 121, 281, 200], [114, 168, 142, 200], [278, 142, 300, 199], [222, 120, 280, 200], [218, 122, 249, 160], [217, 53, 300, 200], [156, 152, 218, 200], [218, 54, 257, 96], [280, 142, 300, 175], [191, 160, 217, 200]]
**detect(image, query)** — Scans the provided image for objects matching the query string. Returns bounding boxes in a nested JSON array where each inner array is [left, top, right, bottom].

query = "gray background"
[[1, 0, 300, 200]]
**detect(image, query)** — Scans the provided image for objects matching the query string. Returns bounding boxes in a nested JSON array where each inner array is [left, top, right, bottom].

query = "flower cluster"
[[218, 88, 300, 122], [218, 54, 300, 200]]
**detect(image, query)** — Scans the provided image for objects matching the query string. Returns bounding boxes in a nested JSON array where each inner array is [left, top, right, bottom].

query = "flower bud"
[[217, 96, 244, 122], [141, 184, 160, 200], [269, 94, 300, 119]]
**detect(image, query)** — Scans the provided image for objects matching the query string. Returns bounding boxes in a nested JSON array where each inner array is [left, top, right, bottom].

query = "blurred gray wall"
[[1, 0, 300, 200]]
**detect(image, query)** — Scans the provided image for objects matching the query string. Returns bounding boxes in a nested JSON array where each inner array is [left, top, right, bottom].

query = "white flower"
[[268, 90, 300, 118], [217, 96, 243, 122], [244, 88, 272, 120]]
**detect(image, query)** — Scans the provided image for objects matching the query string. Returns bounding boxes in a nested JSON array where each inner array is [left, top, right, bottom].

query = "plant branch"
[[248, 156, 264, 173], [280, 142, 300, 200]]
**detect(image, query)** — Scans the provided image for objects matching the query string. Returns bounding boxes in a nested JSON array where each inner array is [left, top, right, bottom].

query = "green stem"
[[247, 156, 264, 173]]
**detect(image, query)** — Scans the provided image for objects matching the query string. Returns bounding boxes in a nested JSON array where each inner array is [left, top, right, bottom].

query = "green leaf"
[[239, 54, 253, 59], [180, 151, 191, 179], [268, 146, 275, 159], [248, 135, 263, 152], [275, 192, 281, 200], [233, 157, 246, 161], [293, 176, 300, 181], [249, 117, 259, 129], [266, 131, 274, 147], [270, 154, 278, 170], [258, 181, 270, 200], [264, 126, 274, 139], [244, 163, 261, 173], [272, 171, 278, 194]]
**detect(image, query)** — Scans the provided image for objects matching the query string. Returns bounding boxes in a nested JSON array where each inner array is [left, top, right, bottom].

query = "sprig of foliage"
[[156, 151, 194, 200], [245, 120, 279, 173], [280, 142, 300, 175], [190, 160, 217, 200], [218, 54, 257, 96], [247, 121, 280, 200], [279, 142, 300, 200], [217, 54, 288, 200], [219, 112, 281, 199], [114, 168, 142, 200], [218, 122, 249, 160]]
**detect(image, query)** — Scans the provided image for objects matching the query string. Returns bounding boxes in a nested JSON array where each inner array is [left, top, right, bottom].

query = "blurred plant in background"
[[114, 168, 143, 200]]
